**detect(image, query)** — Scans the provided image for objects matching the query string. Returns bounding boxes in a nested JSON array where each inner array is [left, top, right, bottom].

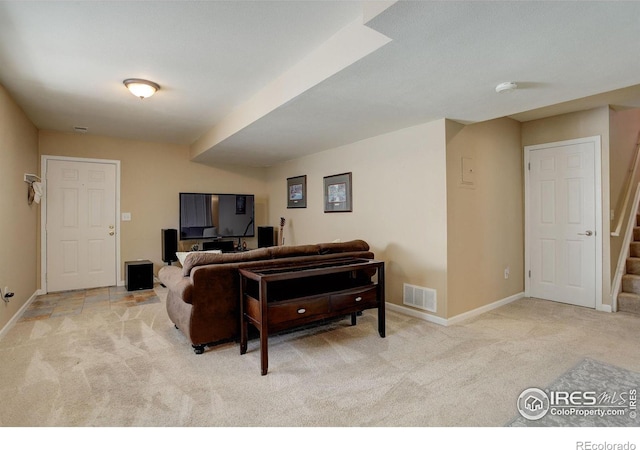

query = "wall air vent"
[[403, 283, 437, 312]]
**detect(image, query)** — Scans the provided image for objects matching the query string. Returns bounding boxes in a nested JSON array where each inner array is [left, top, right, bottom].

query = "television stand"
[[202, 240, 236, 252], [239, 257, 385, 375]]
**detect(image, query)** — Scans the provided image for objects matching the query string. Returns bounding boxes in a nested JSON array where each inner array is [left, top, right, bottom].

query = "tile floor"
[[19, 285, 161, 322]]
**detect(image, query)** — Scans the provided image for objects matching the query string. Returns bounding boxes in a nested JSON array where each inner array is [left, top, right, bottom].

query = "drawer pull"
[[297, 308, 306, 314], [355, 296, 362, 302]]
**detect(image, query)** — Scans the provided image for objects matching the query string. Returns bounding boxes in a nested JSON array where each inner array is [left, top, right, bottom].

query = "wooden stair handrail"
[[611, 181, 640, 311], [611, 132, 640, 237]]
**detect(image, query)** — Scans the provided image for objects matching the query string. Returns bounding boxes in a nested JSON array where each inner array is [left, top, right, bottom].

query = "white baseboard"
[[0, 290, 40, 340], [386, 302, 449, 326], [446, 292, 525, 325], [386, 291, 525, 327], [597, 304, 613, 313]]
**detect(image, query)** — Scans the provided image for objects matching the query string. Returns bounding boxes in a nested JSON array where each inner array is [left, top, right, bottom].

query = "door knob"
[[109, 231, 115, 236], [578, 230, 593, 236]]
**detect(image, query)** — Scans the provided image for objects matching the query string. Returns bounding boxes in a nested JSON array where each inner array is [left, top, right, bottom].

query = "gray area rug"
[[508, 358, 640, 427]]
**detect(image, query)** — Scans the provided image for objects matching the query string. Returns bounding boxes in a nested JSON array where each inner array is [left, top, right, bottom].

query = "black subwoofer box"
[[258, 226, 274, 248], [125, 260, 154, 291], [161, 228, 178, 263]]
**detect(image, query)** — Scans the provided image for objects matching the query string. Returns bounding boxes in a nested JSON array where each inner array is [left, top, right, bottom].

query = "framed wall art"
[[287, 175, 307, 208], [323, 172, 352, 213]]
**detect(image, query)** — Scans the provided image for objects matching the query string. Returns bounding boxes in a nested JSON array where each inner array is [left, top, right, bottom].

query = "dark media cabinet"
[[202, 240, 239, 252], [239, 257, 385, 375]]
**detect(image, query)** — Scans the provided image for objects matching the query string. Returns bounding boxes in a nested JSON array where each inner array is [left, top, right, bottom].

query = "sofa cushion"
[[318, 239, 370, 254], [268, 244, 321, 259], [182, 247, 271, 276], [176, 250, 221, 266]]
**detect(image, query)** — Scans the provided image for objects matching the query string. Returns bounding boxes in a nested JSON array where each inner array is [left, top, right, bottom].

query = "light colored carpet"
[[1, 285, 640, 427]]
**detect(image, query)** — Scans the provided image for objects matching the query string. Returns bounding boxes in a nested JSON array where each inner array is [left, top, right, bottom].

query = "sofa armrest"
[[158, 265, 194, 304]]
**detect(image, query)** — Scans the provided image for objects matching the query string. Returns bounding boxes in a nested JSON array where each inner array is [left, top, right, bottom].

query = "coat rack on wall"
[[24, 173, 40, 184], [24, 173, 42, 205]]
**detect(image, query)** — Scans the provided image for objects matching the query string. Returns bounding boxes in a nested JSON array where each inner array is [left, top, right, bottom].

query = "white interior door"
[[45, 158, 117, 292], [527, 138, 599, 308]]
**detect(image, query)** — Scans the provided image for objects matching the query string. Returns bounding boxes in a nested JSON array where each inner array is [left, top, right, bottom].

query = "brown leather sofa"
[[158, 240, 374, 354]]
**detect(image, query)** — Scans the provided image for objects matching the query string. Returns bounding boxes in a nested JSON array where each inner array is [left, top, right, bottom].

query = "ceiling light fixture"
[[495, 81, 518, 94], [123, 78, 160, 99]]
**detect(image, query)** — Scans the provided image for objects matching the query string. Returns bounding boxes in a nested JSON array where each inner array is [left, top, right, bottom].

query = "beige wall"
[[38, 131, 268, 282], [609, 108, 640, 216], [521, 106, 612, 304], [266, 117, 527, 320], [0, 84, 39, 332], [522, 107, 610, 148], [608, 108, 640, 281], [445, 118, 524, 317], [266, 120, 450, 317]]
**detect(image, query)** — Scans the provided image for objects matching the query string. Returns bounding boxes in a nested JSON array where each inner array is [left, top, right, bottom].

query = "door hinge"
[[528, 270, 531, 278], [528, 162, 531, 170]]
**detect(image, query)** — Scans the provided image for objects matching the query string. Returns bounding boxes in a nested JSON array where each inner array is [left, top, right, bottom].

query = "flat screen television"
[[179, 193, 255, 241]]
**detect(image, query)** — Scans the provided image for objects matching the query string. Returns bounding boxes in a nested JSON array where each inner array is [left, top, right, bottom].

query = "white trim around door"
[[524, 136, 604, 311], [41, 155, 121, 294]]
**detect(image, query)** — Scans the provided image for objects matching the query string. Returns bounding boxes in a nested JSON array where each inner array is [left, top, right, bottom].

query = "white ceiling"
[[2, 1, 640, 167]]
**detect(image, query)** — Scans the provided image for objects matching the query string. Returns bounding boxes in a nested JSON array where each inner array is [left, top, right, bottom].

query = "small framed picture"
[[287, 175, 307, 208], [324, 172, 352, 213]]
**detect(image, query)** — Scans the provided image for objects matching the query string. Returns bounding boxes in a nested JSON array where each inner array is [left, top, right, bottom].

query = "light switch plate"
[[122, 212, 132, 221]]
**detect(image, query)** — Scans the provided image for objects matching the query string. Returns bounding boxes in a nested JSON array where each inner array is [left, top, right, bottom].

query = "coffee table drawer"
[[331, 285, 378, 312], [268, 296, 330, 325]]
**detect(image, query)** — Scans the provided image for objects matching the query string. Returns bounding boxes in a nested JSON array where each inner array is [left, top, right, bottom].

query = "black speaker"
[[125, 260, 153, 291], [161, 228, 178, 263], [258, 226, 274, 248]]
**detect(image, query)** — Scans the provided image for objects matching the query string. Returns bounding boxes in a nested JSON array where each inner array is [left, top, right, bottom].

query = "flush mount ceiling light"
[[495, 81, 518, 94], [123, 78, 160, 99]]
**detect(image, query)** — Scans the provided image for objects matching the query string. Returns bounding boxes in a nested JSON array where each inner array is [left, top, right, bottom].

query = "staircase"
[[619, 213, 640, 314]]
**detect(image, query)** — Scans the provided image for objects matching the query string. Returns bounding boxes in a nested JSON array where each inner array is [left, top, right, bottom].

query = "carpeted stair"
[[619, 213, 640, 314]]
